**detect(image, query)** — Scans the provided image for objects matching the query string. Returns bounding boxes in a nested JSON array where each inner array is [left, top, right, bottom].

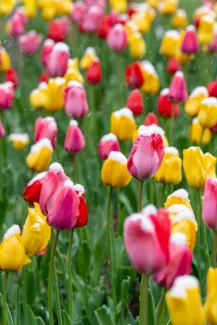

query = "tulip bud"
[[202, 178, 217, 231], [126, 89, 144, 116], [48, 17, 68, 42], [30, 82, 48, 110], [71, 2, 87, 24], [101, 151, 132, 187], [6, 9, 27, 38], [167, 58, 180, 75], [35, 117, 58, 149], [111, 108, 137, 141], [46, 42, 70, 77], [45, 77, 65, 112], [41, 39, 55, 66], [4, 67, 19, 88], [86, 59, 102, 84], [73, 184, 89, 227], [133, 124, 168, 147], [107, 24, 128, 52], [140, 60, 160, 95], [0, 121, 5, 138], [0, 46, 11, 72], [110, 0, 127, 14], [128, 31, 146, 59], [23, 172, 47, 205], [98, 133, 120, 160], [191, 118, 211, 145], [165, 189, 192, 210], [8, 133, 29, 151], [22, 203, 51, 255], [160, 30, 180, 58], [0, 0, 14, 16], [208, 79, 217, 97], [166, 276, 204, 325], [124, 205, 171, 274], [125, 62, 144, 89], [144, 113, 159, 126], [80, 47, 98, 70], [64, 120, 85, 154], [198, 15, 215, 45], [64, 81, 88, 118], [158, 0, 178, 15], [19, 30, 43, 56], [181, 25, 199, 54], [172, 9, 188, 29], [26, 138, 53, 172], [157, 89, 180, 118], [97, 16, 112, 39], [204, 268, 217, 324], [168, 71, 188, 103], [127, 133, 164, 180], [23, 0, 37, 18], [185, 86, 208, 117], [0, 82, 14, 110], [80, 5, 103, 34], [198, 97, 217, 128]]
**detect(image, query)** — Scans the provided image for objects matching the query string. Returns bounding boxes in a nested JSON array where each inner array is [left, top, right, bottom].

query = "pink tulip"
[[80, 5, 103, 33], [181, 25, 199, 54], [0, 121, 5, 138], [124, 205, 171, 274], [19, 30, 43, 55], [47, 179, 79, 229], [64, 81, 89, 118], [64, 120, 85, 154], [98, 133, 120, 160], [107, 24, 128, 52], [35, 117, 58, 149], [41, 39, 55, 66], [153, 233, 192, 288], [84, 0, 106, 10], [127, 133, 164, 180], [71, 1, 87, 24], [0, 82, 14, 110], [8, 9, 27, 38], [46, 42, 70, 77], [202, 178, 217, 230], [168, 71, 188, 103]]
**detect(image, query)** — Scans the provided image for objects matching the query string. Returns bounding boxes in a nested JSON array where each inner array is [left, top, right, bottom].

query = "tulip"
[[127, 133, 164, 180], [125, 61, 144, 89], [0, 225, 31, 271], [64, 120, 85, 154], [181, 25, 199, 54], [126, 89, 144, 116], [144, 113, 159, 126], [140, 60, 160, 95], [71, 2, 87, 24], [48, 17, 68, 42], [35, 117, 58, 148], [153, 233, 192, 289], [0, 121, 5, 138], [86, 59, 102, 84], [155, 147, 182, 185], [158, 0, 178, 15], [22, 203, 51, 255], [183, 147, 216, 189], [6, 10, 26, 38], [73, 184, 89, 227], [41, 39, 55, 66], [0, 46, 11, 72], [80, 47, 98, 70], [97, 16, 112, 39], [19, 31, 43, 56], [204, 268, 217, 324], [167, 58, 180, 75], [30, 82, 48, 110], [172, 9, 188, 29], [198, 15, 215, 45], [98, 133, 120, 160], [23, 0, 37, 18], [107, 24, 128, 52], [39, 71, 48, 83], [64, 81, 88, 118], [133, 124, 168, 147], [184, 86, 208, 117], [203, 178, 217, 231], [168, 71, 188, 103], [0, 82, 14, 110], [124, 205, 171, 274], [208, 26, 217, 53], [191, 118, 211, 145], [4, 67, 19, 88], [80, 5, 103, 34], [0, 0, 14, 16], [160, 30, 180, 58], [8, 133, 29, 150], [64, 59, 84, 84], [165, 189, 192, 210], [45, 77, 65, 112], [110, 108, 137, 141], [128, 32, 146, 59], [26, 138, 53, 172], [110, 0, 127, 14], [147, 0, 160, 8], [131, 11, 152, 34], [23, 172, 47, 205], [198, 97, 217, 129], [166, 276, 204, 325], [208, 79, 217, 97], [46, 42, 70, 77], [101, 151, 132, 187], [157, 88, 179, 118]]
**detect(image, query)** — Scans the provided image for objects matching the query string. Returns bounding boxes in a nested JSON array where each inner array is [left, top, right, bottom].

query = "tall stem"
[[3, 272, 8, 325], [153, 178, 160, 208], [54, 261, 63, 325], [23, 268, 28, 325], [212, 231, 217, 267], [48, 229, 60, 325], [16, 279, 20, 325], [155, 289, 166, 325], [107, 186, 117, 323], [72, 154, 80, 184], [139, 275, 148, 325], [68, 229, 74, 319], [169, 104, 175, 145], [138, 180, 144, 211]]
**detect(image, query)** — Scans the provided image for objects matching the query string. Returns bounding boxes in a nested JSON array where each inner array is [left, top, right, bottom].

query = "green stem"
[[155, 289, 166, 325], [107, 186, 117, 323], [169, 104, 175, 145], [212, 231, 217, 267], [68, 229, 74, 319], [54, 261, 63, 325], [3, 272, 8, 325], [73, 154, 80, 184], [138, 180, 144, 212], [139, 275, 148, 325], [16, 279, 20, 325], [23, 268, 28, 325], [153, 178, 161, 208], [48, 229, 60, 325]]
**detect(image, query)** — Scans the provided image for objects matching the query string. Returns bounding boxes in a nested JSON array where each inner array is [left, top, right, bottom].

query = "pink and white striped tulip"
[[98, 133, 120, 160], [19, 31, 43, 55], [46, 42, 70, 77], [107, 24, 128, 52], [41, 39, 55, 66], [34, 116, 58, 149]]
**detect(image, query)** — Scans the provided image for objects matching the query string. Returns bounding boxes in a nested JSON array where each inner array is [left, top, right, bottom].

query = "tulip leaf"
[[94, 305, 115, 325], [27, 305, 38, 325], [0, 293, 14, 325], [36, 317, 46, 325], [62, 310, 73, 325]]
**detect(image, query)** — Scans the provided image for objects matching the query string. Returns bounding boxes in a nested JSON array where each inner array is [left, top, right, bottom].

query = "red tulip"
[[125, 62, 144, 89], [97, 16, 111, 39], [157, 89, 180, 118], [46, 42, 70, 77], [23, 172, 47, 205], [107, 23, 127, 52], [207, 79, 217, 97], [4, 68, 19, 88], [35, 117, 58, 148], [168, 71, 188, 103], [39, 71, 49, 83], [64, 120, 85, 154], [74, 184, 89, 227], [202, 178, 217, 230], [167, 58, 180, 75], [98, 133, 120, 160], [48, 17, 68, 43], [144, 113, 159, 126], [41, 39, 55, 66], [86, 59, 102, 84], [64, 81, 89, 118], [126, 89, 144, 116]]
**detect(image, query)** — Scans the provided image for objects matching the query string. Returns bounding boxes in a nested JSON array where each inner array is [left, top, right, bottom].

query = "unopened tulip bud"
[[144, 113, 159, 126], [167, 58, 180, 75], [140, 60, 160, 94], [35, 117, 58, 149], [46, 42, 70, 77], [19, 30, 43, 55], [181, 25, 199, 54], [191, 118, 211, 145], [172, 9, 188, 29], [80, 47, 98, 70], [128, 31, 146, 59], [71, 2, 87, 24], [111, 108, 137, 141], [64, 120, 85, 154], [160, 30, 180, 58], [168, 71, 188, 103], [86, 59, 102, 84], [0, 82, 14, 110], [126, 89, 144, 116], [98, 133, 120, 160], [48, 17, 68, 42], [0, 46, 11, 72], [198, 97, 217, 128], [110, 0, 127, 14], [26, 138, 53, 172], [125, 62, 144, 89], [64, 81, 88, 118], [202, 178, 217, 231], [4, 67, 19, 88], [81, 5, 103, 34], [185, 86, 208, 117], [157, 88, 180, 118], [9, 133, 29, 150], [45, 78, 65, 112], [107, 24, 128, 52], [133, 124, 168, 147], [198, 15, 215, 45], [208, 79, 217, 97], [41, 39, 55, 66], [165, 189, 192, 210]]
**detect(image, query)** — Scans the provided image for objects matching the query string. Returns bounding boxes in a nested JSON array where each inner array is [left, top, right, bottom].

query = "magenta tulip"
[[98, 133, 120, 160], [168, 71, 188, 103], [202, 178, 217, 230], [35, 117, 58, 149], [64, 120, 85, 154]]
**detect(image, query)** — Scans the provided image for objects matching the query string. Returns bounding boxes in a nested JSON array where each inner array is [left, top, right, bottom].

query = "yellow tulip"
[[140, 60, 160, 94], [111, 108, 137, 141], [30, 82, 49, 109], [23, 0, 37, 18], [133, 125, 169, 146], [147, 0, 160, 9], [125, 21, 138, 37], [172, 9, 188, 29], [0, 225, 31, 271], [56, 0, 72, 15], [204, 268, 217, 325], [198, 15, 215, 45], [183, 147, 216, 189], [101, 151, 132, 187], [131, 12, 152, 34], [22, 203, 51, 255], [184, 86, 208, 117], [160, 30, 180, 58], [45, 78, 65, 112], [166, 276, 204, 325], [26, 138, 53, 172], [0, 0, 14, 16], [191, 118, 211, 145], [64, 68, 84, 84], [155, 147, 182, 185], [165, 189, 192, 210], [68, 58, 79, 70], [158, 0, 178, 15], [110, 0, 127, 13], [0, 47, 11, 72], [8, 133, 30, 151], [80, 47, 98, 71], [198, 97, 217, 129], [39, 0, 57, 20], [128, 32, 146, 59]]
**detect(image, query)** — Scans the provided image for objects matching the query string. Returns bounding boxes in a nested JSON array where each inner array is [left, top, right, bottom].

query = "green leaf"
[[121, 277, 130, 307], [95, 305, 114, 325], [27, 305, 38, 325], [62, 310, 73, 325], [36, 317, 46, 325], [0, 293, 14, 325], [75, 241, 91, 280]]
